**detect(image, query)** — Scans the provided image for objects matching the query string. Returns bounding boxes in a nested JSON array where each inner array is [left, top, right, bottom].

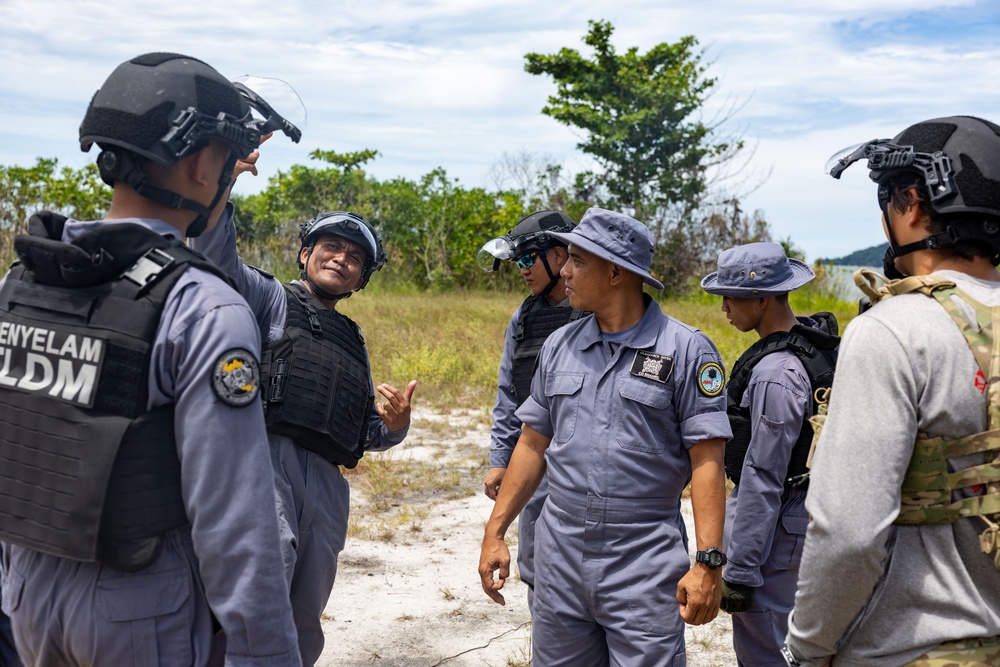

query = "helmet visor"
[[477, 237, 514, 271], [232, 75, 305, 144]]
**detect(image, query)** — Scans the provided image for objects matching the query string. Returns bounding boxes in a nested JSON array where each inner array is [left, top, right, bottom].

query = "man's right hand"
[[484, 467, 506, 500], [478, 535, 511, 606]]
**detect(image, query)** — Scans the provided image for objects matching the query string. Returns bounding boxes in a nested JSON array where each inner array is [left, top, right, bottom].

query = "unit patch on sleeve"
[[630, 350, 674, 383], [211, 348, 260, 407], [697, 362, 725, 397]]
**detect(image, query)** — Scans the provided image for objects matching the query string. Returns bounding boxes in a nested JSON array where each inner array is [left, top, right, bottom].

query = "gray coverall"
[[723, 349, 811, 666], [193, 205, 407, 665], [514, 297, 731, 667]]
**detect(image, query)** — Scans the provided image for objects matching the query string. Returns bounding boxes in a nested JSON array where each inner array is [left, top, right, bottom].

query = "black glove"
[[721, 579, 756, 613]]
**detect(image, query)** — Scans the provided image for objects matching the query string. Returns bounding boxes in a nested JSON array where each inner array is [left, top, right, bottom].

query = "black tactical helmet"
[[826, 115, 1000, 275], [80, 53, 260, 168], [79, 53, 305, 238], [477, 210, 576, 272], [298, 211, 387, 292]]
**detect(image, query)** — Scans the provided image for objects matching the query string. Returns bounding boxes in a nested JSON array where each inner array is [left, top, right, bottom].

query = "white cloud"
[[1, 0, 998, 261]]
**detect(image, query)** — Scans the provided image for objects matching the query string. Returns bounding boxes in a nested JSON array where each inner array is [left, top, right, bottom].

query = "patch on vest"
[[697, 362, 725, 397], [629, 351, 674, 383], [0, 321, 105, 407], [211, 349, 260, 407]]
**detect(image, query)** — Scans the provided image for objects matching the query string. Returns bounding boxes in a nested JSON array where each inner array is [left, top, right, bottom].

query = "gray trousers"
[[272, 438, 350, 667], [2, 531, 216, 667], [531, 483, 688, 667]]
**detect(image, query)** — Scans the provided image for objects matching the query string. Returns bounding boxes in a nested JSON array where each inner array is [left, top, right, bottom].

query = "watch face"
[[698, 548, 725, 568]]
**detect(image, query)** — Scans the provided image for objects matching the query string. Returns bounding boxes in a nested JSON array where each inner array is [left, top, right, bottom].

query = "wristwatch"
[[781, 644, 803, 667], [695, 546, 727, 569]]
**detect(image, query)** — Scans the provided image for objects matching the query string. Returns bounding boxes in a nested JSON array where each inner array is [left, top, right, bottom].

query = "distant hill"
[[817, 243, 887, 267]]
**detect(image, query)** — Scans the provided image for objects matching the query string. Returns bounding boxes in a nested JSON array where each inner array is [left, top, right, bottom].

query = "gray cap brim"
[[700, 258, 814, 297], [550, 230, 665, 291]]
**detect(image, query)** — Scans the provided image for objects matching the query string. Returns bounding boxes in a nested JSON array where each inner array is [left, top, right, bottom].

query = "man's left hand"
[[376, 380, 418, 432], [676, 563, 722, 625]]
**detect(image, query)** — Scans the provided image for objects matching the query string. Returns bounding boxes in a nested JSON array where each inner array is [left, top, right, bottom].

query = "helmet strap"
[[99, 147, 233, 239], [537, 252, 561, 299]]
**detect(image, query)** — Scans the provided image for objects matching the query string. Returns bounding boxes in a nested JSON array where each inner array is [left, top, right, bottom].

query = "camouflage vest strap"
[[852, 267, 956, 306]]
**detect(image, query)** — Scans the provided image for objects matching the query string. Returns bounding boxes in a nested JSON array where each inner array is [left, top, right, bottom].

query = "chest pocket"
[[544, 373, 585, 444], [617, 377, 673, 454]]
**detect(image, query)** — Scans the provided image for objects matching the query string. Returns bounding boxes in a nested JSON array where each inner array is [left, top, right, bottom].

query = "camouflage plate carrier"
[[854, 268, 1000, 568]]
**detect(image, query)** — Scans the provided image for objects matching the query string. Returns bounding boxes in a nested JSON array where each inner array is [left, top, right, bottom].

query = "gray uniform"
[[193, 205, 407, 665], [514, 297, 731, 667], [785, 270, 1000, 667], [489, 302, 551, 604], [724, 350, 810, 667], [0, 218, 301, 667]]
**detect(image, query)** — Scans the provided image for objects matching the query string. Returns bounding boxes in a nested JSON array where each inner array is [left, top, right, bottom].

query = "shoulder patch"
[[211, 348, 260, 407], [697, 362, 725, 397]]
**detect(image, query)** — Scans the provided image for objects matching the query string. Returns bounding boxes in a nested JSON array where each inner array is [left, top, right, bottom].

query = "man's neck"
[[904, 250, 1000, 282], [544, 278, 570, 305], [594, 290, 647, 333], [299, 279, 341, 312], [105, 184, 193, 237], [755, 303, 800, 339]]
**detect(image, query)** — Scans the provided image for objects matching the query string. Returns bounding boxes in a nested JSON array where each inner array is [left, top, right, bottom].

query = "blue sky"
[[2, 0, 998, 262]]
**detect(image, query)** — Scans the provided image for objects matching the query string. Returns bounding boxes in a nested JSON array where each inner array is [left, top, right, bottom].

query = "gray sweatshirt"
[[785, 270, 1000, 667]]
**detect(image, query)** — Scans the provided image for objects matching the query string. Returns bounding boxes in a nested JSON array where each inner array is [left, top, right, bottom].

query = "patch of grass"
[[339, 285, 856, 412]]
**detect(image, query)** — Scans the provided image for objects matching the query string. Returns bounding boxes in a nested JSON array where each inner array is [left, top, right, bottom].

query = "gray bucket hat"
[[549, 207, 664, 290], [700, 242, 814, 297]]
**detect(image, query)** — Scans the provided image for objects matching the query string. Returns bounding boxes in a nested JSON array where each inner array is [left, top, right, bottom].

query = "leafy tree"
[[1, 158, 110, 268], [525, 19, 748, 293]]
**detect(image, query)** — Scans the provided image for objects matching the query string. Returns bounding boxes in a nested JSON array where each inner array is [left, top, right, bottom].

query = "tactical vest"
[[725, 314, 840, 487], [0, 212, 231, 572], [511, 295, 584, 406], [855, 269, 1000, 566], [261, 283, 373, 468]]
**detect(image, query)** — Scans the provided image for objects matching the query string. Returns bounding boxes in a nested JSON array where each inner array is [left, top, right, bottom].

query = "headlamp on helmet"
[[477, 210, 576, 272]]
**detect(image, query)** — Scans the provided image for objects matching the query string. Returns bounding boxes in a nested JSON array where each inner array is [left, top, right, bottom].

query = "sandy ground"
[[317, 407, 734, 667]]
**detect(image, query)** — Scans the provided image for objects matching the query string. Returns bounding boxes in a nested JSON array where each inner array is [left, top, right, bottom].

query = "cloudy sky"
[[2, 0, 998, 262]]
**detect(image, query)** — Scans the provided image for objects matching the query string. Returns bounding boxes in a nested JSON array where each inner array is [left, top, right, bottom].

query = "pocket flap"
[[544, 373, 584, 397], [619, 377, 670, 409], [97, 569, 190, 621], [781, 514, 810, 536]]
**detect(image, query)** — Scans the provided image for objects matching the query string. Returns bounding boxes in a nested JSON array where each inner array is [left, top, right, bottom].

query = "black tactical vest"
[[725, 313, 840, 486], [261, 283, 373, 468], [0, 212, 231, 571], [512, 295, 584, 406]]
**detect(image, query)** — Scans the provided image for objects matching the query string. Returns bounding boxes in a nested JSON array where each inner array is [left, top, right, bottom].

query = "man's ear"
[[608, 261, 627, 286], [188, 145, 215, 188], [552, 246, 568, 266], [901, 185, 925, 230]]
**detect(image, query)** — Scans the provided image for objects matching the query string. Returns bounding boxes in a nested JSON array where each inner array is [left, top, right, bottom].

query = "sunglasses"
[[515, 253, 539, 269]]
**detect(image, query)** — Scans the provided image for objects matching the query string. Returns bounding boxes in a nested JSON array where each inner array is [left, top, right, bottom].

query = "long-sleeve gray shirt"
[[785, 270, 1000, 667], [724, 348, 810, 587]]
